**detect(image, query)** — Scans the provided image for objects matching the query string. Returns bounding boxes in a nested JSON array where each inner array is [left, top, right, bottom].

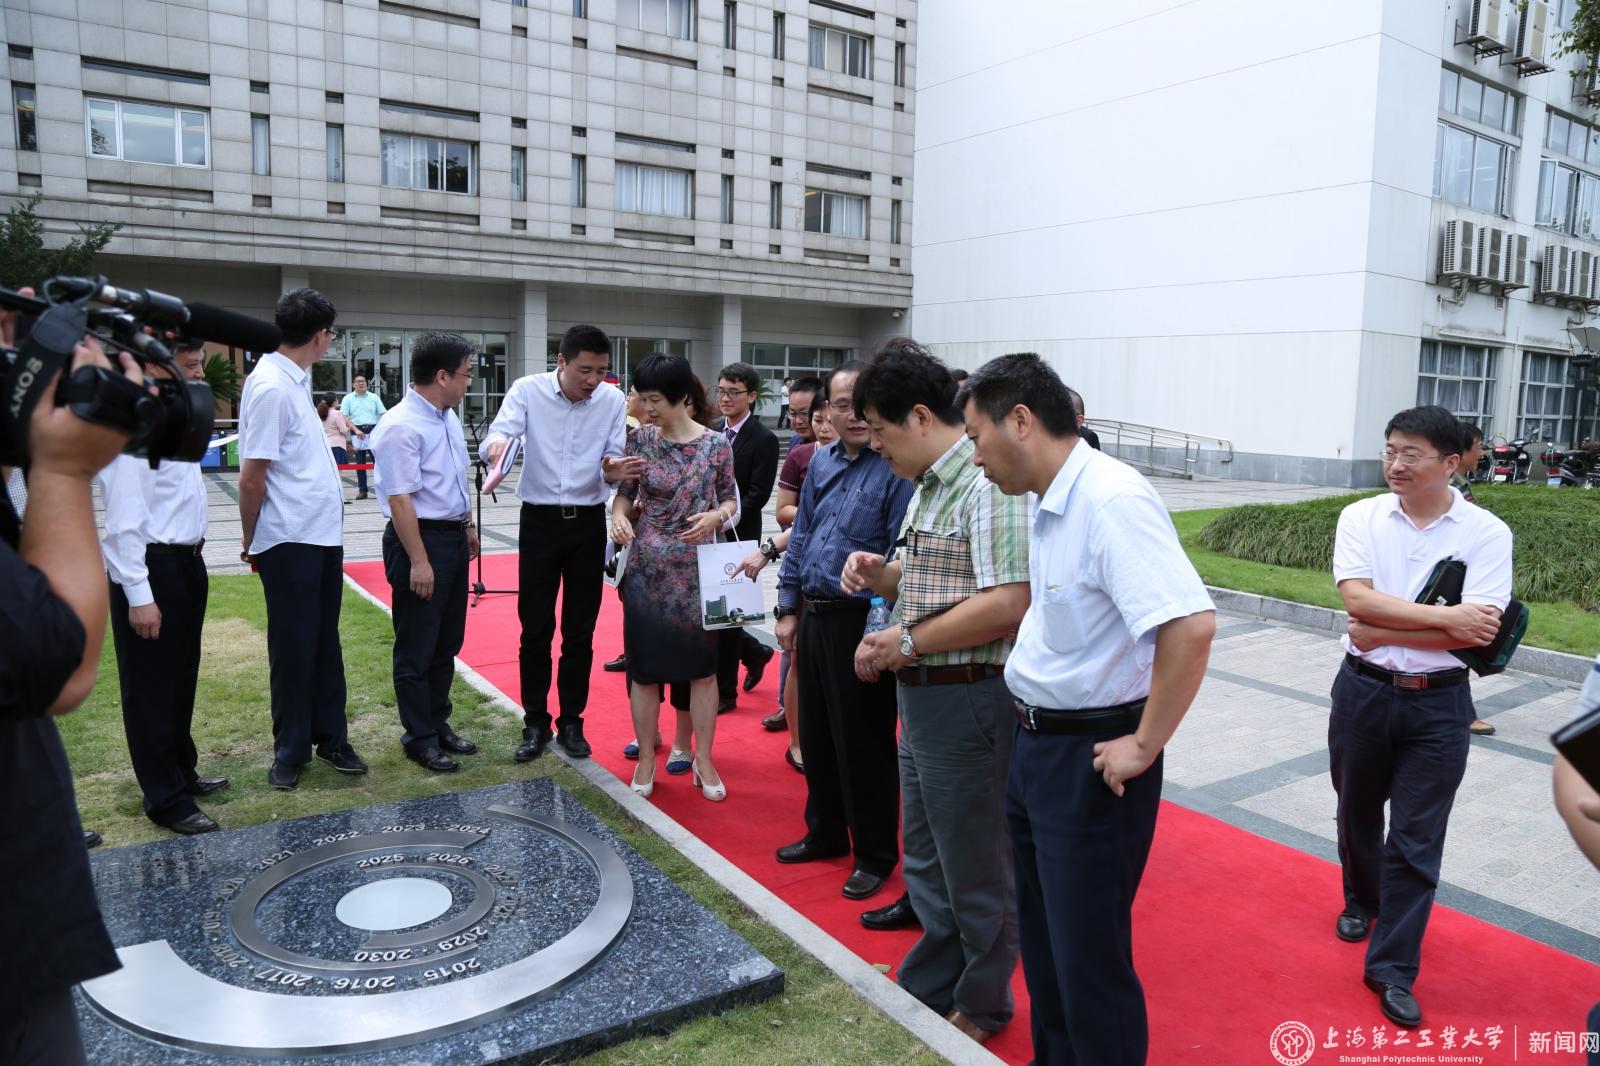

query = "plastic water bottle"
[[864, 596, 892, 635]]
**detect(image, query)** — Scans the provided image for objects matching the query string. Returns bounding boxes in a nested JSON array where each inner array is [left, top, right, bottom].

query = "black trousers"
[[107, 551, 207, 826], [256, 542, 348, 767], [518, 504, 605, 732], [0, 990, 87, 1066], [352, 424, 376, 492], [1008, 724, 1163, 1066], [716, 627, 769, 701], [1329, 660, 1472, 989], [795, 607, 900, 876], [383, 523, 469, 753]]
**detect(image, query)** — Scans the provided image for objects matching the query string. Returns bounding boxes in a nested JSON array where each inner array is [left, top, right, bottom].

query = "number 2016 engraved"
[[332, 976, 396, 991]]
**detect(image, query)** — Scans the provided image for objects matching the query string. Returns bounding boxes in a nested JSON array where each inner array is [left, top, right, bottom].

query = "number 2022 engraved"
[[312, 831, 359, 846], [332, 976, 397, 991], [352, 948, 412, 962], [423, 959, 481, 982], [253, 966, 313, 988], [379, 824, 425, 833], [355, 853, 406, 869], [437, 925, 489, 951]]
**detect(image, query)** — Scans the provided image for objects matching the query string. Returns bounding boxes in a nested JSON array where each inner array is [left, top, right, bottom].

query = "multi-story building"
[[914, 0, 1600, 486], [1, 0, 915, 426]]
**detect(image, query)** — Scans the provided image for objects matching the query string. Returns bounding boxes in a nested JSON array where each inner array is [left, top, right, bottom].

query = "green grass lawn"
[[62, 576, 940, 1066], [1173, 506, 1600, 657]]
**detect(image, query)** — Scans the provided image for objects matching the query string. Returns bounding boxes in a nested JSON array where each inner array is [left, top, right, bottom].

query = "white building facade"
[[1, 0, 915, 426], [913, 0, 1600, 486]]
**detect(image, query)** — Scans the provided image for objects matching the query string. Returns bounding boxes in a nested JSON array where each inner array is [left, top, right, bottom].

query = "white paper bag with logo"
[[696, 541, 766, 630]]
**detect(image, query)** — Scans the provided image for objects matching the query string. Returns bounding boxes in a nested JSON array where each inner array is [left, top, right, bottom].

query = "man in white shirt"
[[238, 288, 366, 790], [1329, 404, 1512, 1029], [481, 325, 640, 762], [370, 332, 480, 773], [960, 352, 1216, 1066], [99, 341, 228, 835]]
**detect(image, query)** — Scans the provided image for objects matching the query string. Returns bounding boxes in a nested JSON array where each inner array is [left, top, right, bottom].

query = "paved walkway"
[[127, 470, 1600, 969]]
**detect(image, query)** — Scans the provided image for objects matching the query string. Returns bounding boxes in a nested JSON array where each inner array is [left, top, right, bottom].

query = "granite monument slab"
[[75, 778, 783, 1063]]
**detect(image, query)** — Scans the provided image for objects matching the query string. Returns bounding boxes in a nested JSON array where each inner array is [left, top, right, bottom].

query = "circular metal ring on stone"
[[80, 808, 634, 1056]]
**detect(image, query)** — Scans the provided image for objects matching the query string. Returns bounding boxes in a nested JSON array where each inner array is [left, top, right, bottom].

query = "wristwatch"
[[775, 605, 799, 620], [760, 536, 781, 561], [899, 623, 919, 659]]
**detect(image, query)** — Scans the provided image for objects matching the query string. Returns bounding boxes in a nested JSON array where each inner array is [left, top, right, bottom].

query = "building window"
[[326, 124, 344, 182], [893, 41, 905, 88], [773, 12, 785, 59], [615, 162, 693, 217], [890, 198, 901, 244], [511, 146, 526, 202], [84, 97, 209, 167], [808, 24, 871, 78], [615, 133, 694, 152], [1537, 109, 1600, 241], [1433, 68, 1518, 214], [723, 1, 736, 49], [573, 0, 585, 15], [617, 0, 695, 40], [13, 84, 36, 152], [1553, 0, 1579, 26], [251, 115, 271, 176], [571, 154, 586, 207], [803, 188, 867, 238], [1417, 340, 1497, 426], [768, 180, 781, 228], [720, 173, 733, 223], [380, 133, 476, 194], [1518, 351, 1599, 444], [1439, 68, 1519, 135]]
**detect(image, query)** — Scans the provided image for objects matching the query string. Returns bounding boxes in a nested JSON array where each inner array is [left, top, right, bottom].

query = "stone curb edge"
[[342, 575, 1004, 1066], [1206, 585, 1595, 685]]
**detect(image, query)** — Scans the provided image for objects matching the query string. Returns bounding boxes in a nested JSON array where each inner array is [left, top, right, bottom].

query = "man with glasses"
[[340, 367, 385, 500], [239, 288, 367, 790], [1329, 404, 1511, 1029], [714, 361, 779, 712]]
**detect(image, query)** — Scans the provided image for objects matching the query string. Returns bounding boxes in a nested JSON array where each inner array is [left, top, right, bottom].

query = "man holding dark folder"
[[1330, 404, 1512, 1029]]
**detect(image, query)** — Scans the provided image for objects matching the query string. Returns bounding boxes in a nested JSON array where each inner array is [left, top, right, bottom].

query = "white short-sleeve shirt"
[[1333, 489, 1513, 673], [1005, 441, 1215, 710], [238, 351, 344, 553]]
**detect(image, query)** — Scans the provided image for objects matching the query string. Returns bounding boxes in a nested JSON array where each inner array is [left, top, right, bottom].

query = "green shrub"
[[1196, 484, 1600, 609]]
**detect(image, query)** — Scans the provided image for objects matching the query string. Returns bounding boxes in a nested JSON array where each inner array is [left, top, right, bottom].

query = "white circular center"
[[335, 877, 453, 931]]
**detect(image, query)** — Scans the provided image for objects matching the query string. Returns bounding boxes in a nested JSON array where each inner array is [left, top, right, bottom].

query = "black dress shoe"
[[438, 732, 477, 755], [83, 829, 102, 849], [515, 727, 554, 762], [860, 893, 919, 931], [166, 812, 220, 836], [785, 748, 805, 774], [776, 839, 849, 864], [602, 653, 627, 673], [761, 707, 788, 732], [1336, 911, 1371, 943], [742, 646, 774, 692], [556, 723, 592, 759], [1363, 976, 1421, 1028], [268, 761, 301, 790], [717, 697, 737, 714], [408, 747, 460, 773], [842, 868, 886, 900], [315, 743, 369, 775], [188, 776, 230, 796]]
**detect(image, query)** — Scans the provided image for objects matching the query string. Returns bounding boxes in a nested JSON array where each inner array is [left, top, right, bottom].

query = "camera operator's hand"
[[28, 336, 143, 478], [129, 602, 162, 640]]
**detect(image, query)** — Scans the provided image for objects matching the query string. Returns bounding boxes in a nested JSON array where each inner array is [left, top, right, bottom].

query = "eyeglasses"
[[323, 327, 341, 342], [789, 408, 811, 421], [827, 399, 855, 412], [716, 387, 749, 398], [1379, 449, 1442, 467]]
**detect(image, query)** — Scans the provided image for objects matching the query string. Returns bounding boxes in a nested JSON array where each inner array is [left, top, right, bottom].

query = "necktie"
[[724, 424, 736, 441]]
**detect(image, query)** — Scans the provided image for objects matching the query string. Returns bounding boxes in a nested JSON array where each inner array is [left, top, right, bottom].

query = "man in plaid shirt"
[[843, 338, 1032, 1045]]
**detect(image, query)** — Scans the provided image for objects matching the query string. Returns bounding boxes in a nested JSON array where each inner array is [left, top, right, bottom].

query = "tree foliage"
[[1555, 0, 1600, 61], [0, 194, 120, 291], [202, 352, 242, 406]]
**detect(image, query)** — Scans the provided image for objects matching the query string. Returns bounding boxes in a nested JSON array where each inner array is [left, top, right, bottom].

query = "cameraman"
[[1, 316, 143, 1062]]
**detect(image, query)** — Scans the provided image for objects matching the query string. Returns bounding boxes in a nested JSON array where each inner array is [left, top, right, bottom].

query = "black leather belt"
[[896, 663, 1004, 687], [415, 517, 469, 532], [1015, 698, 1146, 734], [147, 540, 205, 557], [803, 597, 870, 615], [1344, 654, 1469, 691], [524, 503, 602, 519]]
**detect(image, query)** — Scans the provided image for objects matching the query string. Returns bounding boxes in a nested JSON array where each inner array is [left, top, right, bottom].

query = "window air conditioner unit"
[[1573, 249, 1594, 300], [1506, 231, 1529, 288], [1441, 219, 1478, 278], [1468, 0, 1506, 46], [1541, 243, 1575, 297], [1478, 226, 1507, 281], [1516, 1, 1549, 63]]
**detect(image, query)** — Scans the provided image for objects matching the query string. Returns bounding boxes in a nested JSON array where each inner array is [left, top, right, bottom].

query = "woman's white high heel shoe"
[[631, 765, 655, 798], [692, 762, 726, 802]]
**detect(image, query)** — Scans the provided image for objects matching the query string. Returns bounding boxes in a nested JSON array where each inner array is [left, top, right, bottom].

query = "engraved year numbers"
[[254, 966, 313, 988], [355, 853, 406, 869], [444, 824, 490, 835], [379, 824, 425, 833], [437, 925, 489, 951], [423, 959, 481, 981], [312, 831, 360, 846], [332, 976, 397, 991], [353, 948, 412, 962], [425, 852, 470, 865], [252, 849, 294, 872]]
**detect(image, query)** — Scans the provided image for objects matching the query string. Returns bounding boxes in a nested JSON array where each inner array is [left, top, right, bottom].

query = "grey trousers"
[[896, 673, 1020, 1032]]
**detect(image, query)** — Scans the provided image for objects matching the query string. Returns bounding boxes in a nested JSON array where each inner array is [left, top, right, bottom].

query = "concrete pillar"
[[515, 282, 549, 380], [703, 294, 742, 384], [280, 267, 310, 295], [859, 306, 909, 358]]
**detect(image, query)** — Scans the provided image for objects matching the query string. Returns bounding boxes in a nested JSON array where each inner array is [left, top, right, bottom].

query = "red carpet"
[[349, 553, 1598, 1064]]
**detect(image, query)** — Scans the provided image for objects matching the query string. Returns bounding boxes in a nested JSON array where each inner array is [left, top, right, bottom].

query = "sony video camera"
[[0, 275, 281, 467]]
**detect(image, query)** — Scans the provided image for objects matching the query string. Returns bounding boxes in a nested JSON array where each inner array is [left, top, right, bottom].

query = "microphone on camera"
[[50, 278, 282, 353], [183, 303, 282, 353]]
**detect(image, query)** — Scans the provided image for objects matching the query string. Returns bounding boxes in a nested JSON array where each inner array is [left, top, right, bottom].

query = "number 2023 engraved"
[[379, 824, 425, 833]]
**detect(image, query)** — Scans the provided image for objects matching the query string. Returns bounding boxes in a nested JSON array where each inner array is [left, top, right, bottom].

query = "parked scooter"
[[1540, 447, 1590, 487], [1492, 437, 1536, 483]]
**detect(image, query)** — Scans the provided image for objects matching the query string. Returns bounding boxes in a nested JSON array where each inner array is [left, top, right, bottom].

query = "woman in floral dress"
[[610, 353, 738, 801]]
